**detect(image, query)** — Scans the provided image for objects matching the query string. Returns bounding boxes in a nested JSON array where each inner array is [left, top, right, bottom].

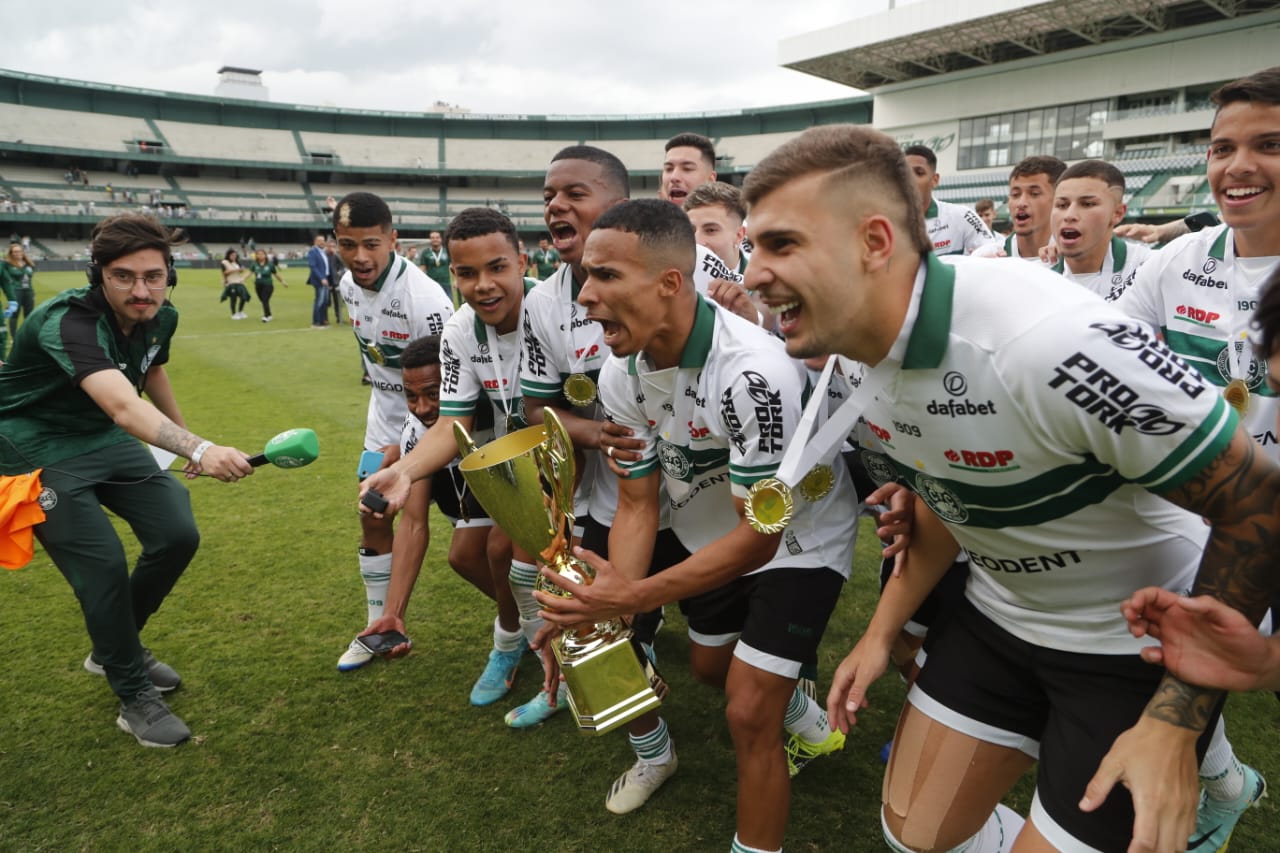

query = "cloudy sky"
[[2, 1, 899, 115]]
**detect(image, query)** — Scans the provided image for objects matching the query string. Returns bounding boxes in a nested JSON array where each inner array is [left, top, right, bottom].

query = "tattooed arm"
[[1081, 424, 1280, 853]]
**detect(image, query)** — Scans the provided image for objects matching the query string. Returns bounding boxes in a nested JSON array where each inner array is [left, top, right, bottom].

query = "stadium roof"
[[780, 0, 1280, 90]]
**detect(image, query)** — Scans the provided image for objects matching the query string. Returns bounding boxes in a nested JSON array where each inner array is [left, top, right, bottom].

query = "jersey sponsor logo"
[[371, 379, 404, 393], [784, 529, 803, 555], [687, 421, 710, 439], [914, 472, 968, 523], [742, 370, 784, 452], [1173, 305, 1221, 327], [1203, 258, 1218, 275], [522, 313, 548, 377], [1215, 342, 1266, 390], [381, 307, 408, 320], [928, 372, 998, 417], [859, 450, 898, 486], [944, 448, 1018, 472], [1181, 269, 1227, 290], [966, 547, 1083, 574], [1048, 352, 1186, 436], [567, 314, 594, 331], [1256, 430, 1278, 447], [700, 251, 744, 284], [441, 339, 461, 393], [670, 471, 729, 510], [865, 419, 896, 448], [574, 343, 600, 360], [721, 387, 746, 453], [384, 330, 411, 341], [657, 439, 692, 480], [1238, 299, 1259, 313], [1088, 322, 1206, 399], [684, 386, 707, 408], [139, 344, 161, 374], [482, 377, 512, 391], [427, 315, 444, 336], [933, 238, 953, 251]]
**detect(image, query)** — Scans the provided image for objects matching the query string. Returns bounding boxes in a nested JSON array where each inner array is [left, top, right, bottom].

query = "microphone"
[[247, 428, 320, 469]]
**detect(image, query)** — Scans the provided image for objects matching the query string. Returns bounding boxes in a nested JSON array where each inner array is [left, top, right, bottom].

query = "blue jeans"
[[311, 283, 330, 325]]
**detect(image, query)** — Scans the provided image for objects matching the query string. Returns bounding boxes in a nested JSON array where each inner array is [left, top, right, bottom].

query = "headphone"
[[86, 254, 178, 289]]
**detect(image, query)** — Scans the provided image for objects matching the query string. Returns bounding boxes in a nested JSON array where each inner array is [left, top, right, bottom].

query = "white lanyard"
[[774, 355, 894, 489], [481, 325, 516, 430]]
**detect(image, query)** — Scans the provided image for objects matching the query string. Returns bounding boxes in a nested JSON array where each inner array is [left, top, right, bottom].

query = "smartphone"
[[355, 630, 410, 655], [357, 449, 384, 481]]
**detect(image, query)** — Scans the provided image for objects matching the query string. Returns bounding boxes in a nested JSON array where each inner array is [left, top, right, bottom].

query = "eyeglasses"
[[106, 269, 169, 290]]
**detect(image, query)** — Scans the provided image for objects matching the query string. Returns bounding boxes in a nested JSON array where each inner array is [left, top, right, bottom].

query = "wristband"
[[190, 440, 214, 465]]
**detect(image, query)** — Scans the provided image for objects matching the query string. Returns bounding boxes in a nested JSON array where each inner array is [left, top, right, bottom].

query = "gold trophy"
[[453, 409, 664, 735]]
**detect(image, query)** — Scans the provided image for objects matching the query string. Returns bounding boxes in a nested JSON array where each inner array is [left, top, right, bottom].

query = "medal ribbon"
[[773, 355, 894, 489]]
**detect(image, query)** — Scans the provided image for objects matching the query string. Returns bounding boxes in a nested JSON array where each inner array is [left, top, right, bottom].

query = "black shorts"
[[913, 598, 1222, 852], [683, 566, 845, 679], [880, 556, 969, 637], [580, 516, 690, 647], [430, 467, 489, 527]]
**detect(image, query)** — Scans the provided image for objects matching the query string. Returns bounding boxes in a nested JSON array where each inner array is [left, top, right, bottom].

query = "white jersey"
[[854, 255, 1233, 653], [1003, 233, 1051, 266], [438, 279, 536, 438], [520, 263, 616, 523], [341, 254, 454, 449], [925, 199, 998, 257], [600, 297, 858, 575], [1052, 235, 1152, 303], [1115, 224, 1279, 456]]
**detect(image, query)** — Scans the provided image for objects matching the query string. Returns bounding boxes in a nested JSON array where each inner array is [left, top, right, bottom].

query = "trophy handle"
[[453, 421, 479, 459]]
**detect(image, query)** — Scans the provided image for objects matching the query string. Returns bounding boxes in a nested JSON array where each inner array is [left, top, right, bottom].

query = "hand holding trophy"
[[453, 409, 664, 735]]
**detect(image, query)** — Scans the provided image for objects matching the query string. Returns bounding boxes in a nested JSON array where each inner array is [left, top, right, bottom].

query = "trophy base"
[[553, 633, 663, 735]]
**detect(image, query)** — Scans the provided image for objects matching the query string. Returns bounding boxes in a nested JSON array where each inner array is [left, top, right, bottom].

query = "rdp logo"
[[945, 448, 1016, 469], [575, 344, 600, 359], [866, 421, 892, 442], [1175, 305, 1220, 324]]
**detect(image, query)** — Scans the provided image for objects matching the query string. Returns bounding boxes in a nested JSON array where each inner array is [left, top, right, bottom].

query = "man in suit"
[[306, 234, 331, 328]]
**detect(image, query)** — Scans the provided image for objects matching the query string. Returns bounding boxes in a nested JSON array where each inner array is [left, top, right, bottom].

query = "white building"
[[780, 0, 1280, 217]]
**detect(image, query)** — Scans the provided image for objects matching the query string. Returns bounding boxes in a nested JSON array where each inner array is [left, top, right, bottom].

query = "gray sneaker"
[[116, 687, 191, 748], [84, 648, 182, 693]]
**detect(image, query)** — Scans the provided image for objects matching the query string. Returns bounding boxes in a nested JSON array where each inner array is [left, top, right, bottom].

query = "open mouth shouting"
[[549, 221, 578, 255]]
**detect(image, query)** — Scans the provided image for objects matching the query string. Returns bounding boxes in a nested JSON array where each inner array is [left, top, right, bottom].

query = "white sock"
[[358, 551, 392, 624], [630, 717, 674, 766], [509, 560, 545, 646], [1200, 717, 1246, 801], [782, 685, 829, 743], [493, 616, 523, 653], [729, 834, 779, 853], [880, 803, 1023, 853]]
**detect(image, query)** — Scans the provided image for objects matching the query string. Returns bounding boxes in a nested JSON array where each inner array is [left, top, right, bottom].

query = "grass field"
[[1, 267, 1277, 853]]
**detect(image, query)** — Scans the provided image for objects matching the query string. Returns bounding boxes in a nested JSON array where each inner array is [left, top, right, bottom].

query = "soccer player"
[[904, 144, 997, 256], [1113, 66, 1280, 848], [536, 198, 858, 851], [738, 123, 1279, 853], [333, 192, 454, 672], [529, 236, 560, 279], [0, 213, 254, 746], [1004, 154, 1066, 261], [659, 132, 717, 207], [683, 182, 751, 276], [417, 230, 452, 300], [1125, 264, 1280, 697], [974, 198, 1000, 236], [1049, 159, 1151, 302], [358, 207, 533, 705]]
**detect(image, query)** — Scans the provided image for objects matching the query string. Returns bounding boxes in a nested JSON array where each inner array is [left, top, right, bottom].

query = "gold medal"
[[365, 342, 386, 365], [563, 373, 597, 406], [797, 464, 836, 502], [1224, 378, 1250, 415], [744, 477, 794, 534]]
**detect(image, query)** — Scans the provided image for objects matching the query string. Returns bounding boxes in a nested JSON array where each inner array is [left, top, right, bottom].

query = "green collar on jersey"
[[473, 278, 538, 344], [365, 254, 401, 293], [902, 254, 955, 370], [627, 295, 716, 375], [1209, 228, 1230, 261], [925, 198, 939, 218], [737, 253, 749, 275], [1051, 235, 1128, 275], [1004, 233, 1015, 256]]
